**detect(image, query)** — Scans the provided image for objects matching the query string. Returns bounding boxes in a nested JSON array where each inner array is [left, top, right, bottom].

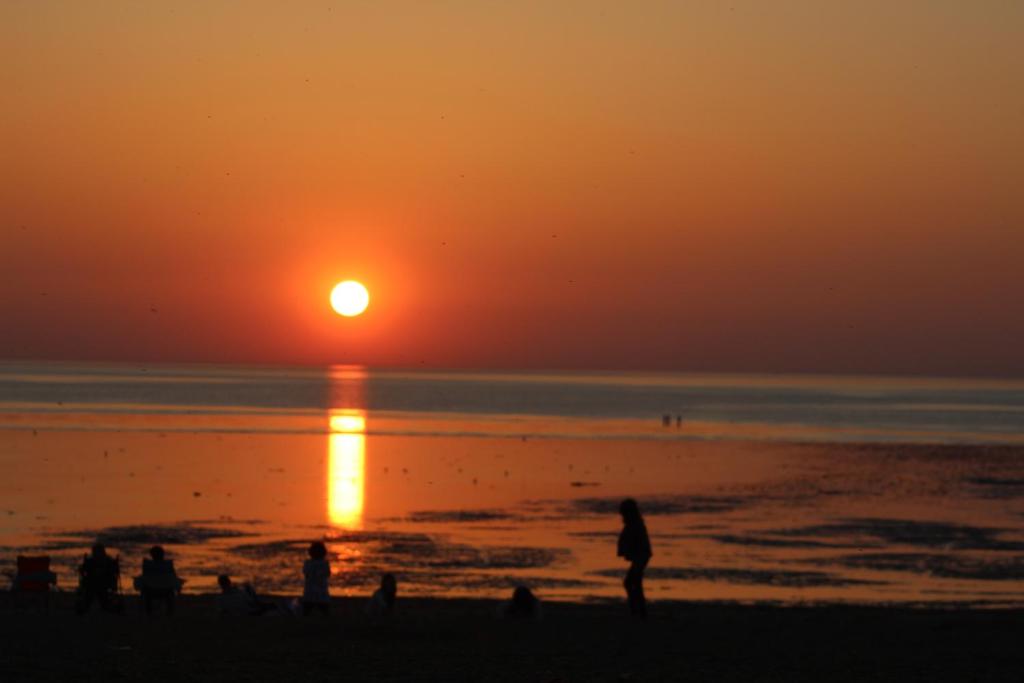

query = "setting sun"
[[330, 280, 370, 317]]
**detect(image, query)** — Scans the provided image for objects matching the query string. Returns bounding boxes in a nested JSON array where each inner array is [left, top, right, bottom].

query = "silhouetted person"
[[134, 545, 182, 615], [217, 574, 275, 616], [675, 414, 682, 428], [365, 573, 397, 618], [662, 414, 671, 427], [617, 498, 652, 618], [76, 543, 120, 614], [302, 541, 330, 616], [500, 585, 543, 621]]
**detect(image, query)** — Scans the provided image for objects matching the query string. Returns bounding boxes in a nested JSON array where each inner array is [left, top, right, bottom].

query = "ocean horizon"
[[2, 361, 1023, 444]]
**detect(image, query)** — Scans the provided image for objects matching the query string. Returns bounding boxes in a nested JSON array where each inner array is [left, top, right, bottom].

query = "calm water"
[[2, 361, 1023, 605]]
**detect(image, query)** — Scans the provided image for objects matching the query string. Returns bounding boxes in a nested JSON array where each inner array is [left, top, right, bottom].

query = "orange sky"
[[2, 1, 1022, 375]]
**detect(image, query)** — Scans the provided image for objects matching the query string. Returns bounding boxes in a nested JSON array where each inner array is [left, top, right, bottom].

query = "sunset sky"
[[2, 1, 1022, 376]]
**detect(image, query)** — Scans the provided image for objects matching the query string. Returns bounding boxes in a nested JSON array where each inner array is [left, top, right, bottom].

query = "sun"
[[330, 280, 370, 317]]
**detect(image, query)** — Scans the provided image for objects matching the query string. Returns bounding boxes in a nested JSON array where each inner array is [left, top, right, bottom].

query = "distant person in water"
[[365, 573, 397, 618], [217, 574, 276, 616], [617, 498, 652, 618], [76, 542, 121, 615], [302, 541, 331, 616], [662, 414, 671, 427], [500, 585, 543, 621], [134, 545, 183, 615]]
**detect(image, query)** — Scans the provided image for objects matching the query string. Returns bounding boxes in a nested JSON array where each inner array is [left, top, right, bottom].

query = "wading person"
[[617, 498, 652, 618]]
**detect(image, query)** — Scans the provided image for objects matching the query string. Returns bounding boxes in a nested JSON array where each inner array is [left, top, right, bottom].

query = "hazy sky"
[[2, 1, 1022, 375]]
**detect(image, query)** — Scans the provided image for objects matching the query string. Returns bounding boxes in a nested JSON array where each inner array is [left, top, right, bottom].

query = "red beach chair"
[[13, 555, 58, 611]]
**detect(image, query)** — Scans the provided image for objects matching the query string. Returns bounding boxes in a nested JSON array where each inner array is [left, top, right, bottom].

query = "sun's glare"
[[328, 410, 366, 528], [330, 280, 370, 317]]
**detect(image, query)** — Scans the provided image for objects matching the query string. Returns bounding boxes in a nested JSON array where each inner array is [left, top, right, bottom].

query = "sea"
[[2, 361, 1023, 606]]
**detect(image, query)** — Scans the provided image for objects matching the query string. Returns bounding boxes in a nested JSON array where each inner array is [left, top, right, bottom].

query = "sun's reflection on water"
[[328, 410, 365, 528]]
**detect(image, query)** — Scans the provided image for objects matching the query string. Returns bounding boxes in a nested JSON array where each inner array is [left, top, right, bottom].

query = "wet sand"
[[5, 437, 1024, 605], [2, 594, 1022, 682]]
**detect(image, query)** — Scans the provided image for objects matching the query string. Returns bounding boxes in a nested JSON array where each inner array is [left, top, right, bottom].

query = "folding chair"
[[12, 555, 58, 611]]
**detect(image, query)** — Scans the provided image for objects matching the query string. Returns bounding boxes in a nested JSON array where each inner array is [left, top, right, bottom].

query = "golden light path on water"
[[328, 410, 366, 528]]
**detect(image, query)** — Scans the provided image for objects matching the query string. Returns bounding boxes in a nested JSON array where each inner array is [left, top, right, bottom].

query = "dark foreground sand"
[[2, 594, 1022, 682]]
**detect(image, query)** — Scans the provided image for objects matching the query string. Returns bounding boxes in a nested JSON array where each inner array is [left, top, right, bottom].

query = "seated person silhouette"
[[76, 542, 121, 615], [133, 545, 183, 615], [365, 573, 398, 618], [500, 585, 543, 621], [217, 574, 276, 616], [301, 541, 331, 616]]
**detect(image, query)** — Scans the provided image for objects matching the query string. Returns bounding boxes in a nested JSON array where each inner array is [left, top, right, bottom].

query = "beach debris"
[[193, 491, 202, 497]]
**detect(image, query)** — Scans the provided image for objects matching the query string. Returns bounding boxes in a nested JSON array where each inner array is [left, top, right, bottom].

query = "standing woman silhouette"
[[617, 498, 652, 618]]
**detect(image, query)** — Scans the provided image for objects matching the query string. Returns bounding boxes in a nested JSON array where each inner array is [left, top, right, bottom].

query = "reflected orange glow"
[[327, 410, 366, 528]]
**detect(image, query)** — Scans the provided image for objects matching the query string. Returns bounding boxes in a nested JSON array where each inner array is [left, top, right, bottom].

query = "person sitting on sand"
[[301, 541, 330, 616], [500, 585, 543, 621], [617, 498, 652, 619], [365, 573, 398, 618], [217, 574, 276, 616], [133, 545, 183, 615], [76, 542, 121, 615]]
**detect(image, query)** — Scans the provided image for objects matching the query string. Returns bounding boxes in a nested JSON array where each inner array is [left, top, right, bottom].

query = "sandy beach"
[[2, 594, 1022, 682]]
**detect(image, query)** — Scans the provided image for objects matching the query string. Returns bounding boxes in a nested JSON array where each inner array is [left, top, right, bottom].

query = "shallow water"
[[2, 363, 1023, 606]]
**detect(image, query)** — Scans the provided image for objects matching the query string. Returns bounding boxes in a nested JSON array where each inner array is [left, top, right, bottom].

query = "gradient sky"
[[2, 1, 1022, 376]]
